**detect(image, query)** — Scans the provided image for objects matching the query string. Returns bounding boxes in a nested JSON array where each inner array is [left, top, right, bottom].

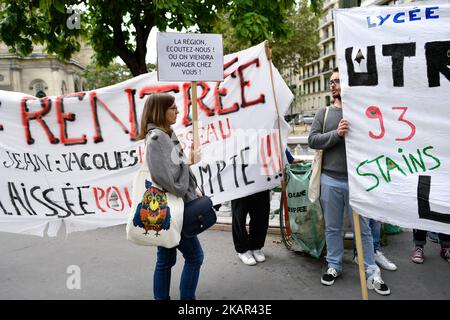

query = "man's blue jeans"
[[320, 174, 378, 277], [153, 234, 204, 300], [369, 219, 381, 252]]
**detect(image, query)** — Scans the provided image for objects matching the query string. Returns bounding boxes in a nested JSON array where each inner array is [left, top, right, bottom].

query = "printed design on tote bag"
[[133, 180, 171, 236]]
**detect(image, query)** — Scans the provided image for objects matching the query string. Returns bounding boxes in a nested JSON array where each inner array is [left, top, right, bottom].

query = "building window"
[[74, 80, 80, 92], [61, 81, 67, 95], [326, 96, 331, 106], [29, 79, 48, 97]]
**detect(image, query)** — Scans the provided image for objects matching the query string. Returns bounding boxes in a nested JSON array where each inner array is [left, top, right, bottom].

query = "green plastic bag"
[[383, 223, 402, 235], [285, 162, 325, 259]]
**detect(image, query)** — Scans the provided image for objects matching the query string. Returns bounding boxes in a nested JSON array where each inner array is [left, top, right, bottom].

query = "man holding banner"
[[308, 68, 390, 296]]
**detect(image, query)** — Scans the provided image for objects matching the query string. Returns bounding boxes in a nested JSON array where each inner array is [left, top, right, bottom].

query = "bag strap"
[[322, 107, 330, 134], [189, 171, 205, 196], [142, 129, 166, 192]]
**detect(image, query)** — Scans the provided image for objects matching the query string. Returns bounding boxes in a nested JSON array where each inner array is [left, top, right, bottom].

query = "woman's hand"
[[195, 190, 203, 197], [186, 145, 201, 165]]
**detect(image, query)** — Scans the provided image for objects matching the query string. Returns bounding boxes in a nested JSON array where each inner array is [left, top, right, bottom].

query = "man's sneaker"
[[237, 251, 256, 266], [411, 246, 424, 264], [374, 250, 397, 271], [440, 247, 450, 263], [367, 272, 390, 296], [321, 267, 340, 286], [252, 249, 266, 263]]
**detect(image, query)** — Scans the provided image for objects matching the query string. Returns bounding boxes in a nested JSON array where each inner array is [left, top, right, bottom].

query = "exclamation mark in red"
[[138, 144, 144, 164], [260, 133, 283, 181], [266, 135, 278, 175], [260, 137, 271, 180], [272, 131, 282, 176]]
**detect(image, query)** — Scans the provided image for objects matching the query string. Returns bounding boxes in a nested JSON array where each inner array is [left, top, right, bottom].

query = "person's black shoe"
[[321, 267, 340, 286]]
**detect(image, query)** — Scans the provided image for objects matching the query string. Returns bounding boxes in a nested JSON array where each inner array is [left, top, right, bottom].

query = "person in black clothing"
[[232, 149, 300, 266], [411, 229, 450, 263]]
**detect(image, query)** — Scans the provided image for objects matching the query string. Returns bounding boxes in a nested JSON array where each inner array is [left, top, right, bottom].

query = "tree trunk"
[[123, 57, 148, 77]]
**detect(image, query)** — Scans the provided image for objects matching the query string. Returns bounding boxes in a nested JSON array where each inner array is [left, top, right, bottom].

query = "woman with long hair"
[[138, 93, 202, 300]]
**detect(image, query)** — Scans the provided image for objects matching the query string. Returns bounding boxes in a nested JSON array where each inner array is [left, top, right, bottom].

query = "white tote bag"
[[126, 140, 184, 248], [308, 107, 329, 203]]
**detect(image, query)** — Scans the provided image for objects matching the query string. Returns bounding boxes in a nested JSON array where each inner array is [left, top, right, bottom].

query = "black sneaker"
[[321, 267, 340, 286], [367, 272, 390, 296]]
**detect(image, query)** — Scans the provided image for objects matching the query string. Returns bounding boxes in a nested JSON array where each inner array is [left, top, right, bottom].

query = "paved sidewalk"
[[0, 223, 448, 300]]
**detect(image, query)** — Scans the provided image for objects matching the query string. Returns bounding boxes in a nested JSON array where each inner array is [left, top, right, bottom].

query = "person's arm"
[[285, 149, 304, 164], [308, 108, 341, 150], [146, 134, 190, 198], [285, 149, 294, 164]]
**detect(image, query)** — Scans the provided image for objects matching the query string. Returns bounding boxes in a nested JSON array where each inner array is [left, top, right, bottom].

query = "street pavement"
[[0, 220, 449, 300]]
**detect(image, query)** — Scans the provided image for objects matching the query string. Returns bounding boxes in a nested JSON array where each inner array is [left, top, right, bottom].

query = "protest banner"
[[0, 42, 292, 237], [335, 2, 450, 235]]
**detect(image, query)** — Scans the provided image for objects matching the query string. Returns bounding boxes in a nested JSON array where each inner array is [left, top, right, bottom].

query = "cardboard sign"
[[157, 32, 223, 81]]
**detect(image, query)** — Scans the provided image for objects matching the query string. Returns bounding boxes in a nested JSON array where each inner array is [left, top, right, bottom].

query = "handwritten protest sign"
[[335, 3, 450, 234], [0, 42, 292, 237], [157, 32, 223, 81]]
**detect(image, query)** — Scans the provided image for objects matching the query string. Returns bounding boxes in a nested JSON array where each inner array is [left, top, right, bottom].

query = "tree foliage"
[[218, 1, 320, 77], [271, 1, 320, 76], [0, 0, 319, 76], [0, 0, 83, 60]]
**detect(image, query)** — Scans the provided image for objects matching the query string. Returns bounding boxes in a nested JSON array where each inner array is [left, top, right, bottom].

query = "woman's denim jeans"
[[320, 173, 378, 277], [153, 234, 204, 300]]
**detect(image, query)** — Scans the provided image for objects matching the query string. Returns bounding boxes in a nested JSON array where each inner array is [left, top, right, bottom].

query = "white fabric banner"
[[0, 42, 293, 237], [335, 2, 450, 234]]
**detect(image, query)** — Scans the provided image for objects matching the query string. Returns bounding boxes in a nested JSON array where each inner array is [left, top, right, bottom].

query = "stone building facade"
[[0, 43, 93, 97]]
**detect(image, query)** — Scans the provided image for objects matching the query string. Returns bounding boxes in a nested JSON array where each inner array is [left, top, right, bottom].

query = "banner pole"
[[353, 210, 369, 300], [265, 40, 291, 236], [191, 81, 200, 163], [264, 41, 286, 181]]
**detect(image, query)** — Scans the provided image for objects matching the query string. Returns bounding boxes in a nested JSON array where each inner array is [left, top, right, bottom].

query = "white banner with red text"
[[0, 42, 292, 236]]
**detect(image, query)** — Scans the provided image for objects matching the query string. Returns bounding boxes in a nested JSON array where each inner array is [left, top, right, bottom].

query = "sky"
[[145, 27, 159, 64], [117, 27, 186, 66]]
